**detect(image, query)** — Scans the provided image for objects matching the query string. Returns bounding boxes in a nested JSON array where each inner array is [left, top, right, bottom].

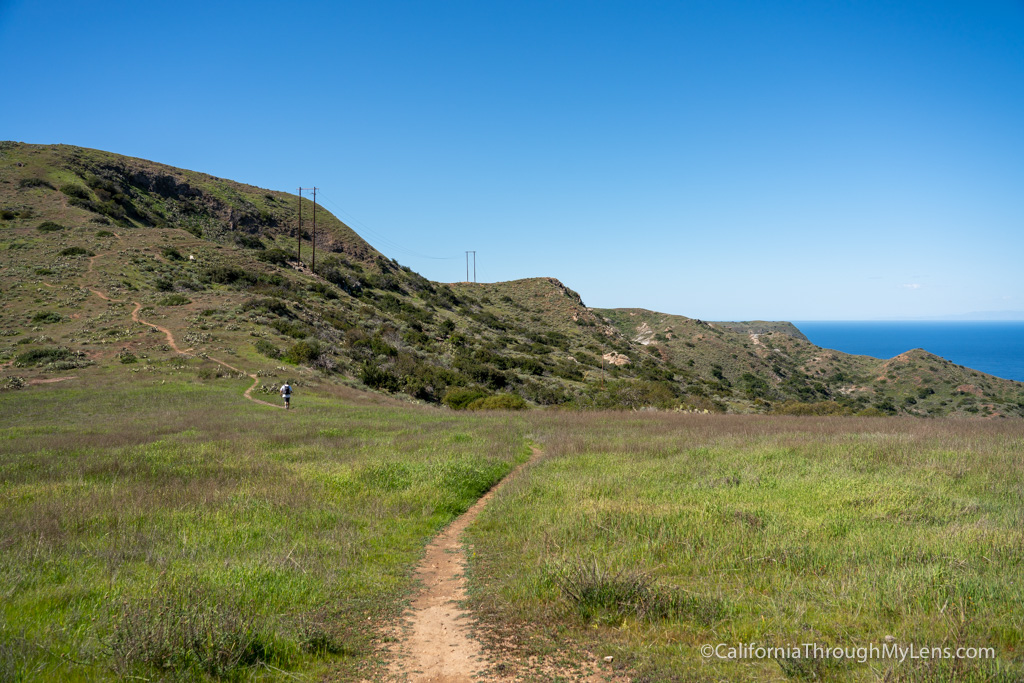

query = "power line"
[[316, 193, 461, 262]]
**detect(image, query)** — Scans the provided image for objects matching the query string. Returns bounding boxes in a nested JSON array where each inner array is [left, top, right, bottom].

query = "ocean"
[[793, 321, 1024, 383]]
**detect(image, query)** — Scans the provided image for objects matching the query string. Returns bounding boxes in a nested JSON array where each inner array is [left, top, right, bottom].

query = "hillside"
[[2, 141, 1023, 417]]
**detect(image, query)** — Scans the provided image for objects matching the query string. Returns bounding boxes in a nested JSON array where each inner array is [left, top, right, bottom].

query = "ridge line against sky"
[[2, 0, 1022, 320]]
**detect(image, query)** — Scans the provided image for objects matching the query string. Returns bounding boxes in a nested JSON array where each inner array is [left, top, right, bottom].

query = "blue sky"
[[2, 0, 1022, 320]]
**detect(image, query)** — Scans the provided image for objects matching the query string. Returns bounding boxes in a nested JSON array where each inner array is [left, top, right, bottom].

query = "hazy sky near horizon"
[[2, 1, 1022, 320]]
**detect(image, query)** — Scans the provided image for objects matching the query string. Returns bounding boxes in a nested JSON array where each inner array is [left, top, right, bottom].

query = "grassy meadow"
[[467, 413, 1024, 682], [2, 371, 1023, 682], [0, 374, 530, 681]]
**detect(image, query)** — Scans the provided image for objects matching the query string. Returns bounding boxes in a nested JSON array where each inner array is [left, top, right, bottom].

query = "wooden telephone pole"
[[311, 187, 318, 272], [297, 187, 316, 268]]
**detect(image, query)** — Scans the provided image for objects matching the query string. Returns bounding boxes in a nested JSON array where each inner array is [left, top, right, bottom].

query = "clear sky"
[[2, 0, 1022, 320]]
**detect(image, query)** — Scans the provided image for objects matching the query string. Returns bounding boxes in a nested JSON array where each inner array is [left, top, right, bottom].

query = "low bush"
[[59, 246, 94, 257], [270, 319, 310, 339], [241, 297, 291, 317], [31, 311, 63, 324], [158, 294, 191, 306], [161, 246, 184, 261], [442, 387, 489, 410], [203, 265, 251, 285], [466, 393, 528, 411], [253, 338, 281, 359], [19, 178, 54, 189], [256, 248, 290, 266], [284, 340, 321, 365], [36, 221, 65, 232], [235, 233, 266, 250], [359, 362, 401, 392], [14, 347, 72, 367], [59, 183, 90, 199]]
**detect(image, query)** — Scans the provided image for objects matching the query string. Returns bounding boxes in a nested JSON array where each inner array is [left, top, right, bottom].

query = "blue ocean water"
[[793, 322, 1024, 383]]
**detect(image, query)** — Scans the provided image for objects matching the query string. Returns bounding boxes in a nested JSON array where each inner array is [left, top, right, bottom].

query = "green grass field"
[[0, 375, 529, 681], [467, 412, 1024, 682], [2, 375, 1023, 681]]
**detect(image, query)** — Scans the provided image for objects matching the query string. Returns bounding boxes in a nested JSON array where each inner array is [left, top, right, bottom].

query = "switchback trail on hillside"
[[381, 448, 625, 683], [76, 247, 281, 409], [125, 297, 281, 409]]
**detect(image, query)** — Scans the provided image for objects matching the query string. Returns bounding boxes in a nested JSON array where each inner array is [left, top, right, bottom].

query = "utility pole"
[[465, 251, 476, 283], [296, 188, 302, 264], [311, 187, 318, 273], [297, 187, 316, 268]]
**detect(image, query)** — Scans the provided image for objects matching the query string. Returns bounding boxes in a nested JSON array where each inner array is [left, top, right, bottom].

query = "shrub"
[[235, 233, 266, 250], [466, 393, 528, 411], [117, 349, 138, 364], [284, 340, 321, 365], [254, 339, 281, 359], [14, 347, 72, 367], [19, 177, 54, 189], [856, 407, 885, 417], [96, 230, 114, 237], [60, 184, 90, 199], [152, 277, 174, 292], [203, 265, 250, 285], [161, 246, 184, 261], [256, 248, 290, 266], [34, 268, 53, 276], [158, 294, 191, 306], [36, 221, 65, 232], [359, 362, 401, 392], [59, 246, 94, 257], [740, 372, 770, 399], [270, 319, 309, 339], [874, 397, 898, 415], [351, 335, 397, 358], [442, 387, 489, 410], [242, 297, 291, 317], [512, 357, 544, 376], [31, 311, 63, 324]]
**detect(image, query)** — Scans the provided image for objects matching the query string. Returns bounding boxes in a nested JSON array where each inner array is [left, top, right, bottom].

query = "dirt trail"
[[130, 302, 189, 354], [126, 301, 281, 409], [81, 272, 281, 409], [385, 449, 539, 683]]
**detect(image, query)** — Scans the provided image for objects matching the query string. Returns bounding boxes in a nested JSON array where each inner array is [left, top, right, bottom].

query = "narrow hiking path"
[[382, 448, 623, 683], [125, 298, 281, 409], [130, 301, 189, 354], [78, 253, 282, 409], [382, 450, 544, 682]]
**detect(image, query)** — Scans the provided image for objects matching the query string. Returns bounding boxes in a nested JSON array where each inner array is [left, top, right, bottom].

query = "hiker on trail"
[[280, 382, 292, 409]]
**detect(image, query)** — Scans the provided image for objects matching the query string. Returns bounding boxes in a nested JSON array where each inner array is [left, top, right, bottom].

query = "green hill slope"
[[2, 141, 1022, 417]]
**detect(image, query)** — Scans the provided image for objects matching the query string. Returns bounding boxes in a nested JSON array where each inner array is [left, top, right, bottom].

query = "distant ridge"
[[2, 141, 1023, 417]]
